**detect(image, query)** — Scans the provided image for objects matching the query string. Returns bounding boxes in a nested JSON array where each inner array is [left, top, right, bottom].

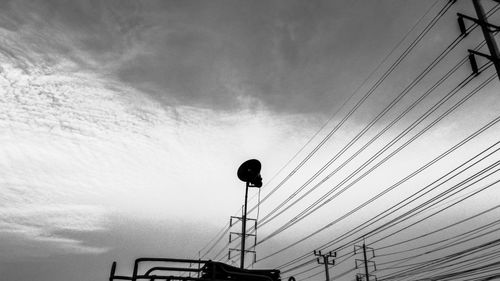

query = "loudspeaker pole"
[[240, 181, 249, 269], [236, 159, 263, 269]]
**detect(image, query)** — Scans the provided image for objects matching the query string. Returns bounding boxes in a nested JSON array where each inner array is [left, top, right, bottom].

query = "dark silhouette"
[[109, 258, 281, 281]]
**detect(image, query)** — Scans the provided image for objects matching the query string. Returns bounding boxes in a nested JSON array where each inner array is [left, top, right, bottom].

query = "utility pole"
[[354, 243, 376, 281], [314, 250, 336, 281], [457, 0, 500, 79], [362, 244, 370, 281]]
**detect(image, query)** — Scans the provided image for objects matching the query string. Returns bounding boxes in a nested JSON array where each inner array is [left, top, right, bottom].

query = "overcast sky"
[[1, 1, 499, 281]]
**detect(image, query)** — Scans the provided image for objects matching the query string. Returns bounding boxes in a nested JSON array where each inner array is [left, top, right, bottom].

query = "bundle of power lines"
[[198, 1, 500, 281]]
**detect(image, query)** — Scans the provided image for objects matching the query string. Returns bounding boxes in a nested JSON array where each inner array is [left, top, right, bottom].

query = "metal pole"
[[473, 0, 500, 80], [363, 244, 370, 281], [323, 256, 330, 281], [240, 181, 249, 269]]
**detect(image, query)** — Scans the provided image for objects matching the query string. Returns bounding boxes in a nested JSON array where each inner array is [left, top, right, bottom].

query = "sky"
[[1, 1, 500, 281]]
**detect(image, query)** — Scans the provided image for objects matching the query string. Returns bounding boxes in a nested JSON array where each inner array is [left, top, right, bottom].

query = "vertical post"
[[323, 256, 331, 281], [314, 250, 336, 281], [355, 243, 376, 281], [363, 244, 370, 281], [473, 0, 500, 80], [109, 261, 117, 281], [240, 182, 249, 269], [197, 257, 201, 278]]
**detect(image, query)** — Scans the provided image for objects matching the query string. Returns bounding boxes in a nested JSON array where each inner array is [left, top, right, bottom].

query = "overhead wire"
[[377, 219, 500, 268], [273, 109, 500, 270], [257, 17, 500, 243], [199, 0, 499, 266], [368, 163, 500, 245], [257, 0, 500, 230], [271, 6, 500, 275], [378, 238, 500, 280], [256, 0, 457, 228], [247, 0, 444, 218], [381, 233, 500, 276], [258, 64, 496, 259], [397, 248, 500, 281], [376, 219, 500, 259], [322, 138, 500, 252], [257, 16, 499, 241], [204, 0, 454, 261], [375, 204, 500, 252], [258, 43, 470, 234]]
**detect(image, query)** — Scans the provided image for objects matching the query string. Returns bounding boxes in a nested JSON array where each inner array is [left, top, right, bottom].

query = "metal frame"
[[228, 248, 256, 264], [110, 258, 278, 281]]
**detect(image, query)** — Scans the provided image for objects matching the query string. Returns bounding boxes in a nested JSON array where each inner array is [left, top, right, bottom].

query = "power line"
[[256, 0, 457, 229], [258, 67, 495, 255], [257, 23, 500, 239], [378, 238, 500, 280], [199, 0, 457, 261], [269, 109, 500, 270], [263, 5, 500, 272], [200, 0, 499, 266], [377, 221, 500, 269], [258, 42, 470, 233]]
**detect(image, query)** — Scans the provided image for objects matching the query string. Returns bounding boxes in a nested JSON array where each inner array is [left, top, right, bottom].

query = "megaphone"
[[237, 159, 262, 187]]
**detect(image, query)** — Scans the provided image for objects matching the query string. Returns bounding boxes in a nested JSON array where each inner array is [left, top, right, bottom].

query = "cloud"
[[0, 33, 326, 261], [0, 0, 439, 115], [0, 204, 109, 259], [3, 2, 499, 279]]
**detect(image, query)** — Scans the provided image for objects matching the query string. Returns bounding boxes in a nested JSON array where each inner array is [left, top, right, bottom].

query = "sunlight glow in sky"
[[1, 1, 499, 281]]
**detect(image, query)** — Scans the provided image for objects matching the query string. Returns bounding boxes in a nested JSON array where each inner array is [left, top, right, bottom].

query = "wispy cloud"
[[0, 204, 109, 258], [0, 0, 437, 115], [0, 34, 322, 260]]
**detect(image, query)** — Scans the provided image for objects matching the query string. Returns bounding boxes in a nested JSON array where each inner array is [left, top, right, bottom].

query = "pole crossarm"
[[457, 0, 500, 80], [228, 248, 256, 263], [354, 245, 375, 258], [469, 49, 500, 62], [457, 12, 500, 33], [314, 250, 337, 258], [230, 216, 257, 228], [229, 232, 256, 243], [314, 250, 336, 281], [316, 258, 336, 265], [355, 260, 377, 271]]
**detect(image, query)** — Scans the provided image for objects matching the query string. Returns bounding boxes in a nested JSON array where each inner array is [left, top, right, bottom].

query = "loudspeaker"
[[237, 159, 262, 187]]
